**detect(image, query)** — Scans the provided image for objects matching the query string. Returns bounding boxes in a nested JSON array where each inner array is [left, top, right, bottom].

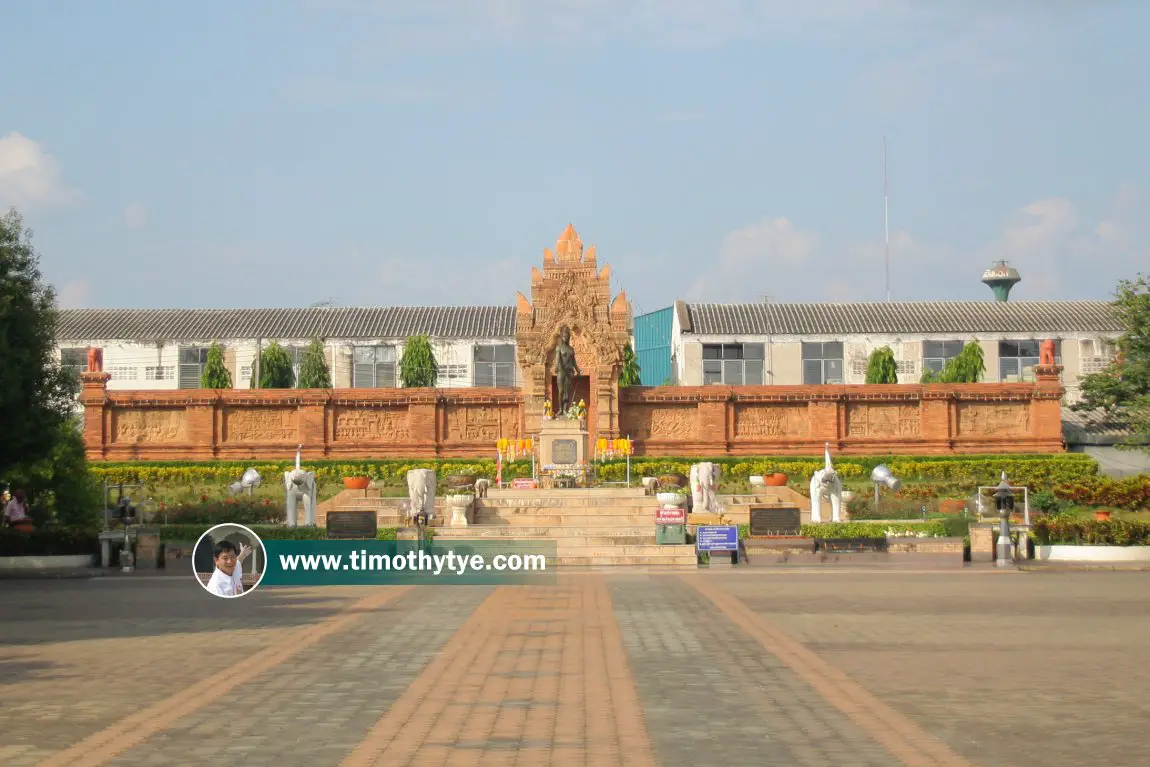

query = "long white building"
[[55, 306, 519, 391]]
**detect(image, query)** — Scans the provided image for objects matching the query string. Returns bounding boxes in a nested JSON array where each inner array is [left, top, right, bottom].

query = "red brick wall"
[[79, 368, 1065, 461]]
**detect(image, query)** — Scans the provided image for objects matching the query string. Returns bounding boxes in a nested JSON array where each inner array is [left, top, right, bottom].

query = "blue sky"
[[2, 1, 1147, 315]]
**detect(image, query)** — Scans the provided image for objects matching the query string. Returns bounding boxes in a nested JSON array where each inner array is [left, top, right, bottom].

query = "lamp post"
[[993, 473, 1015, 568]]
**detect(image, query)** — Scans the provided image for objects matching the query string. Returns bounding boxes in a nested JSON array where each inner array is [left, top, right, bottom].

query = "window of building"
[[801, 341, 844, 384], [439, 364, 468, 386], [701, 343, 765, 385], [353, 346, 397, 388], [999, 340, 1061, 382], [474, 344, 516, 387], [109, 366, 139, 381], [145, 366, 175, 381], [59, 347, 88, 379], [922, 340, 965, 374], [178, 347, 209, 389], [285, 345, 308, 383]]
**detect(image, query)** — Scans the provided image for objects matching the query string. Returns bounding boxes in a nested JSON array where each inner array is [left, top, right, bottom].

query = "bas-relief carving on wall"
[[846, 403, 922, 438], [333, 408, 410, 442], [445, 405, 520, 442], [734, 405, 810, 438], [224, 408, 297, 442], [621, 406, 695, 441], [113, 409, 187, 443], [956, 402, 1030, 437]]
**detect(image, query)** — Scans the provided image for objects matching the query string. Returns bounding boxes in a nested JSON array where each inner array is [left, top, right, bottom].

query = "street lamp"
[[993, 472, 1015, 568]]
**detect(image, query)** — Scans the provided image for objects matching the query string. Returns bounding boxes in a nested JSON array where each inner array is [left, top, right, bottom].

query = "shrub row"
[[90, 454, 1099, 488], [1052, 476, 1150, 510], [1031, 518, 1150, 546], [799, 521, 952, 539], [156, 525, 401, 542], [0, 529, 101, 557]]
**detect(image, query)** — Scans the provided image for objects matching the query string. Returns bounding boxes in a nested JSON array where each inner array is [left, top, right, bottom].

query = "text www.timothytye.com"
[[277, 550, 547, 576]]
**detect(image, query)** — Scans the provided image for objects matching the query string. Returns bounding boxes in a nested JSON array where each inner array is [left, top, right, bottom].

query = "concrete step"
[[472, 515, 660, 527], [432, 526, 657, 538], [553, 553, 697, 567], [485, 487, 648, 499]]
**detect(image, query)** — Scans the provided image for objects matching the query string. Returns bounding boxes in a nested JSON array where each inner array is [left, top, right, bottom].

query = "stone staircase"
[[320, 486, 698, 568]]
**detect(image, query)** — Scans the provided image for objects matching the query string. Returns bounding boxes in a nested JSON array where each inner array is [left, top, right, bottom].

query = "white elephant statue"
[[406, 469, 437, 523], [283, 445, 317, 527], [809, 442, 843, 523], [640, 477, 659, 496], [690, 462, 721, 516], [474, 478, 491, 498]]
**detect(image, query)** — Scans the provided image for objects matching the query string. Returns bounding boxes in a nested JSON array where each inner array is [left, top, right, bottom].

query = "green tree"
[[0, 210, 97, 526], [921, 341, 985, 383], [399, 334, 438, 388], [619, 343, 642, 387], [200, 342, 232, 389], [1073, 275, 1150, 450], [250, 341, 295, 389], [865, 346, 898, 384], [297, 337, 332, 389]]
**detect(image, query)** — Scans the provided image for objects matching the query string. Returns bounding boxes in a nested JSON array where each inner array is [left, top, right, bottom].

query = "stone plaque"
[[845, 403, 921, 438], [113, 409, 187, 443], [552, 439, 577, 465], [326, 511, 379, 540], [749, 507, 802, 537]]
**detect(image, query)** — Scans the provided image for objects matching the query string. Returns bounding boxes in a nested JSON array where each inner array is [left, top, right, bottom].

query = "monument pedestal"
[[538, 418, 589, 487]]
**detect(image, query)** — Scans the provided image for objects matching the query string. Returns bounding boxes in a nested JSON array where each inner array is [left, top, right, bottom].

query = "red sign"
[[511, 479, 538, 490], [655, 507, 687, 525]]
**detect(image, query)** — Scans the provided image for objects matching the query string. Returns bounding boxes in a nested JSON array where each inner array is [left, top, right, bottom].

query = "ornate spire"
[[555, 223, 583, 262]]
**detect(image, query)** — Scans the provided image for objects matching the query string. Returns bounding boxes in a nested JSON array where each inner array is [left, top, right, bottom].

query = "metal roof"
[[56, 306, 517, 342], [1061, 407, 1146, 446], [681, 300, 1122, 336]]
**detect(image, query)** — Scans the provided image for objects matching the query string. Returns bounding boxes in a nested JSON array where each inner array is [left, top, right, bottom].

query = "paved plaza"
[[0, 570, 1147, 766]]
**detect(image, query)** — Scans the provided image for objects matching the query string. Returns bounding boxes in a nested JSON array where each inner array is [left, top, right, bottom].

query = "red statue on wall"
[[1039, 339, 1056, 366], [86, 347, 103, 373]]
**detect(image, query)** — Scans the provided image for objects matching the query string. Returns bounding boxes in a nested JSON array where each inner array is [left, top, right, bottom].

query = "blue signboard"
[[696, 525, 739, 552]]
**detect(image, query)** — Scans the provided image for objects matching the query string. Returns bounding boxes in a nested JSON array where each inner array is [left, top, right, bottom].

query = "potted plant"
[[658, 473, 688, 488], [1095, 509, 1113, 521], [343, 476, 371, 490], [765, 473, 788, 487]]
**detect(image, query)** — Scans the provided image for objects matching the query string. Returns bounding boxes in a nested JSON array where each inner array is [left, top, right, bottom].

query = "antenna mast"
[[884, 136, 890, 302]]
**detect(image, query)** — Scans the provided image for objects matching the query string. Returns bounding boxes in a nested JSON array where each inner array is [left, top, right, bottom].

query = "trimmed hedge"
[[157, 525, 400, 542], [0, 529, 101, 557], [736, 521, 955, 539], [1031, 518, 1150, 546], [1053, 476, 1150, 510], [90, 454, 1100, 488], [801, 521, 951, 539]]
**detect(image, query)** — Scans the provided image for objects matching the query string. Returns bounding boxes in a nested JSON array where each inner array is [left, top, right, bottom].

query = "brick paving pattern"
[[0, 571, 1147, 766], [108, 586, 492, 767], [610, 575, 891, 766]]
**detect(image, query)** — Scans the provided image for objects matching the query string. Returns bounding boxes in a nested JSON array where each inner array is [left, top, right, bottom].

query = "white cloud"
[[121, 202, 148, 229], [686, 217, 821, 301], [699, 183, 1149, 303], [56, 280, 90, 309], [0, 132, 76, 211]]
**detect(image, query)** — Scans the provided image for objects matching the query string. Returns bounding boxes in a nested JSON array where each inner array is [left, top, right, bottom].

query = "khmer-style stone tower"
[[515, 225, 632, 442]]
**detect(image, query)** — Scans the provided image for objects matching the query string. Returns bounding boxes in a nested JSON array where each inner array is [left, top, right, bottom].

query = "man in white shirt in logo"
[[205, 540, 252, 598]]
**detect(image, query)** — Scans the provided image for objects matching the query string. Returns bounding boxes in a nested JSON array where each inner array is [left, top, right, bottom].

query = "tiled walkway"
[[1, 571, 1147, 766]]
